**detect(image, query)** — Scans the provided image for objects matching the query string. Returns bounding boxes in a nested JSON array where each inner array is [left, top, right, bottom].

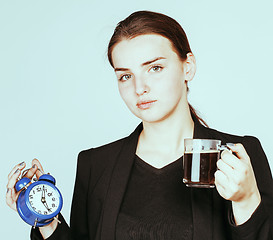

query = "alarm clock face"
[[28, 184, 60, 215]]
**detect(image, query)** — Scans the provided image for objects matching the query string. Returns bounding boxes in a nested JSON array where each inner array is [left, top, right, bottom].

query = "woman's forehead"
[[111, 34, 177, 68]]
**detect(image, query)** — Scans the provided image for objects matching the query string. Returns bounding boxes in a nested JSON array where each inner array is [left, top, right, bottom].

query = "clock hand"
[[41, 186, 52, 212], [43, 201, 51, 212], [41, 185, 45, 201]]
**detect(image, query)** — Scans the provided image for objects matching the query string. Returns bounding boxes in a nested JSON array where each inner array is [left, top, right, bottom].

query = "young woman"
[[6, 10, 273, 240]]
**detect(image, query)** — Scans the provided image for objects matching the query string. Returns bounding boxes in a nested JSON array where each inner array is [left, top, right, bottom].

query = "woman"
[[6, 10, 273, 240]]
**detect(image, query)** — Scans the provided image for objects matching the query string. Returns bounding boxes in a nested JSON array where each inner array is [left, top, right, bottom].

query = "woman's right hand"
[[6, 158, 44, 211], [6, 159, 59, 239]]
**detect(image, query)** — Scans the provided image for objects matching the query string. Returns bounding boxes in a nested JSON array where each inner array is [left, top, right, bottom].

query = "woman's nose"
[[135, 76, 150, 96]]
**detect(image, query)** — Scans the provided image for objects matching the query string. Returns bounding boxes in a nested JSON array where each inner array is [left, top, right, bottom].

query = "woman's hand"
[[215, 143, 261, 225], [6, 158, 44, 211], [6, 158, 59, 239]]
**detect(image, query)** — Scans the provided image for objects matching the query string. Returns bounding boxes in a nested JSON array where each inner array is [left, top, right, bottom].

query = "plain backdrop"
[[1, 0, 272, 238]]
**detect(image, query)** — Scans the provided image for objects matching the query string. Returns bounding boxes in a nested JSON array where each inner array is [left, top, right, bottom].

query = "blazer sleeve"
[[229, 136, 273, 240], [30, 150, 91, 240]]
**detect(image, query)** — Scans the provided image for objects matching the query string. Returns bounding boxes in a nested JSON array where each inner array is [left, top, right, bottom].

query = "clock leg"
[[33, 218, 38, 229], [54, 216, 61, 224]]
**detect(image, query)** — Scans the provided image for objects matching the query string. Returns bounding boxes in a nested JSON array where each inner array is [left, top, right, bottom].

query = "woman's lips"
[[136, 100, 157, 109]]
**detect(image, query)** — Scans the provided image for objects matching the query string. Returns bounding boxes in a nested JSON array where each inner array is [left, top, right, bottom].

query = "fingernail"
[[37, 168, 45, 174], [32, 164, 37, 168], [19, 161, 25, 166], [14, 168, 19, 174]]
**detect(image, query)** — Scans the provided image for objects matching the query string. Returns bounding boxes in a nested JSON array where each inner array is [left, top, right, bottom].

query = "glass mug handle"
[[217, 143, 234, 152]]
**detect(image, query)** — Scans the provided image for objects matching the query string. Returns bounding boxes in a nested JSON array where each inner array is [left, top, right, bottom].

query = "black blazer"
[[32, 120, 273, 240]]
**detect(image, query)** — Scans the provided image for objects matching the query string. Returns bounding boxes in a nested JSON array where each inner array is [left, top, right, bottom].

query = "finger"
[[8, 162, 26, 179], [217, 158, 245, 192], [215, 169, 229, 187], [32, 158, 44, 178], [23, 164, 38, 179], [227, 143, 250, 162], [215, 179, 225, 194], [215, 170, 227, 197], [217, 159, 234, 177], [10, 188, 20, 202], [221, 150, 242, 169], [6, 188, 16, 211], [6, 167, 22, 189]]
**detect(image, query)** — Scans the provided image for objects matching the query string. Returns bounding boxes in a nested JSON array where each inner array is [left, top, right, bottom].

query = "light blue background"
[[1, 0, 272, 238]]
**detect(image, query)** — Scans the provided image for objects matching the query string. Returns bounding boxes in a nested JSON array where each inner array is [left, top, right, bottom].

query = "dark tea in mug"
[[183, 139, 223, 188], [183, 151, 219, 188]]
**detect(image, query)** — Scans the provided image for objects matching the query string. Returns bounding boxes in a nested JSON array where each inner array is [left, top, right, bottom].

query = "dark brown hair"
[[107, 10, 208, 127]]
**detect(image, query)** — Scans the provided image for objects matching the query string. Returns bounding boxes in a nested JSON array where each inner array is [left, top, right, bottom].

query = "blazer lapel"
[[100, 123, 143, 240]]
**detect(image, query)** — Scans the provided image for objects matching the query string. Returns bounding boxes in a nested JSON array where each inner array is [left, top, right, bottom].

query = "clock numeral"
[[52, 197, 56, 201], [37, 187, 41, 192], [30, 201, 33, 205], [38, 210, 41, 214], [52, 203, 56, 208], [48, 193, 53, 197], [29, 195, 33, 199], [33, 207, 36, 211], [44, 211, 48, 215]]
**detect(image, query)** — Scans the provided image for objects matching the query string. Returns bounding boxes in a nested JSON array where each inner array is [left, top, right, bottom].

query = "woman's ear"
[[184, 53, 196, 82]]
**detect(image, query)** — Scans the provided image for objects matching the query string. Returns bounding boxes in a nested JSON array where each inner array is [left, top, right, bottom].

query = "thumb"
[[227, 143, 250, 162]]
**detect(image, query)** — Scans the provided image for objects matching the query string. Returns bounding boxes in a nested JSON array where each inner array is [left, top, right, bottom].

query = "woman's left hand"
[[215, 143, 261, 225]]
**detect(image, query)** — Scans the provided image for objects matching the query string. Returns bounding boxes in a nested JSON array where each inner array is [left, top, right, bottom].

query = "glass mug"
[[183, 139, 231, 188]]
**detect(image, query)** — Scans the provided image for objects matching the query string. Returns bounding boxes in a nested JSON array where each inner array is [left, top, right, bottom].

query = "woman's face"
[[111, 34, 191, 124]]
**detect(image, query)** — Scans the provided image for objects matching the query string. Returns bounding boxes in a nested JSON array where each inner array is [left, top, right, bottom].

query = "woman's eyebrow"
[[114, 67, 129, 72], [114, 57, 166, 72], [141, 57, 166, 66]]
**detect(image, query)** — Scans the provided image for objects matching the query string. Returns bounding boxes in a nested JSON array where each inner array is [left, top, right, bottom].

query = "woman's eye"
[[150, 65, 163, 72], [119, 74, 132, 82]]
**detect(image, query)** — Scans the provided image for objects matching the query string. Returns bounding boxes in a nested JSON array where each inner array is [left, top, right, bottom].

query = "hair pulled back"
[[107, 10, 208, 127]]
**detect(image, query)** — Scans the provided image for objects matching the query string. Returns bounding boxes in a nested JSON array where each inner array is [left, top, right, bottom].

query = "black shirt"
[[116, 155, 193, 240]]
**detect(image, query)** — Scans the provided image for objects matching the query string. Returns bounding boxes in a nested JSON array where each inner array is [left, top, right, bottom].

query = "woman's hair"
[[107, 10, 208, 127]]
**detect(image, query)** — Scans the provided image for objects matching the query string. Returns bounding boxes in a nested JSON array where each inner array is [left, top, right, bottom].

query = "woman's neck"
[[136, 105, 194, 168]]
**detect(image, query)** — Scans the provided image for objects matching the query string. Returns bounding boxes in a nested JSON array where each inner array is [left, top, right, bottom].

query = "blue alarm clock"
[[15, 174, 63, 228]]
